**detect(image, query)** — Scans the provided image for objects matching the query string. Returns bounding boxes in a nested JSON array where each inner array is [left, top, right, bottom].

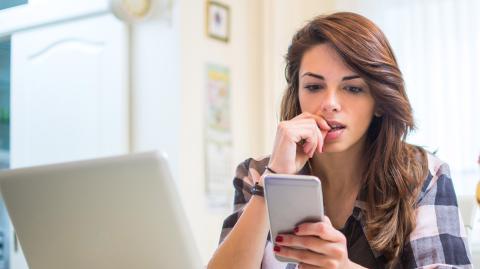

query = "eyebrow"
[[301, 72, 361, 81]]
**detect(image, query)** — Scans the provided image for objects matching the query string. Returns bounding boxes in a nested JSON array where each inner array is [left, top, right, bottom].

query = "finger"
[[303, 136, 316, 158], [317, 129, 328, 154], [296, 112, 331, 132], [275, 234, 332, 255], [309, 142, 316, 158], [323, 215, 332, 225], [274, 246, 328, 267], [295, 115, 329, 154], [317, 133, 323, 154], [319, 126, 329, 140], [311, 124, 321, 157], [316, 117, 331, 131], [304, 142, 315, 158], [316, 125, 324, 154], [317, 120, 329, 150], [295, 220, 346, 243], [290, 119, 322, 142], [286, 118, 320, 137], [295, 132, 313, 151], [289, 117, 318, 125], [296, 121, 319, 157], [302, 140, 313, 156], [288, 125, 316, 143], [298, 263, 322, 269], [282, 119, 320, 157], [291, 112, 316, 121], [289, 125, 317, 154]]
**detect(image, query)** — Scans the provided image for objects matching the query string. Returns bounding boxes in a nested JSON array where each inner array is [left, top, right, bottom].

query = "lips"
[[326, 120, 346, 132]]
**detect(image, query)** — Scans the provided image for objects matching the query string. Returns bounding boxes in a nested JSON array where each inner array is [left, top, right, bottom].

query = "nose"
[[321, 89, 341, 113]]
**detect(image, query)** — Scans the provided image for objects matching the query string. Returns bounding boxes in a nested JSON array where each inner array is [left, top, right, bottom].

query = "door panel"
[[11, 14, 129, 168]]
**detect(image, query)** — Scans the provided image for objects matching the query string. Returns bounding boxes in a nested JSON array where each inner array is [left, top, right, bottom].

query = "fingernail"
[[275, 235, 283, 242], [274, 245, 281, 252], [294, 227, 299, 233]]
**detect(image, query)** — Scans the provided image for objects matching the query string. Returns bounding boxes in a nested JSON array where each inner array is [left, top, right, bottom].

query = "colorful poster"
[[205, 64, 233, 209]]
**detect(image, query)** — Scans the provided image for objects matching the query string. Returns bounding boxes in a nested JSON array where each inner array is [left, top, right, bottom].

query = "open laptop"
[[0, 151, 202, 269]]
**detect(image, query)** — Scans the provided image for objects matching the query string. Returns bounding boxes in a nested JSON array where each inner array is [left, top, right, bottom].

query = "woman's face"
[[298, 43, 376, 153]]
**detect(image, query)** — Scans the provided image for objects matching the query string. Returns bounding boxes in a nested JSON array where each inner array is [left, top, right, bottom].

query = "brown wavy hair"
[[280, 12, 428, 267]]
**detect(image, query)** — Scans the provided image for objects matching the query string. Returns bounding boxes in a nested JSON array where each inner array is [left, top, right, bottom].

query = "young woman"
[[207, 12, 472, 269]]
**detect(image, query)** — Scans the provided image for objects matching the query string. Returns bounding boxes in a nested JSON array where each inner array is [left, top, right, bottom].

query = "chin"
[[322, 143, 348, 153]]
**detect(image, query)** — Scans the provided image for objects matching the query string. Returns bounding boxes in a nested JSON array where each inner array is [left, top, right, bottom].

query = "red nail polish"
[[274, 245, 281, 252], [275, 235, 283, 242], [294, 227, 299, 233]]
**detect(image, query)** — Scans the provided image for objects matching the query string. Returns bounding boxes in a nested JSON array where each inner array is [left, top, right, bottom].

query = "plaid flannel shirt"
[[218, 153, 473, 268]]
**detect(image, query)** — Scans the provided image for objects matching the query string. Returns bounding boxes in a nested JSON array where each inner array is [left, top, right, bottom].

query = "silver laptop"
[[0, 151, 202, 269]]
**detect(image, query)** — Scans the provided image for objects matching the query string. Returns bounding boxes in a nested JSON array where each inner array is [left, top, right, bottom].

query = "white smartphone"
[[264, 174, 324, 264]]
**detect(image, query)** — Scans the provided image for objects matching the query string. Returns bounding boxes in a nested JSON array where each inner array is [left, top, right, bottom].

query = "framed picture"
[[206, 1, 230, 42]]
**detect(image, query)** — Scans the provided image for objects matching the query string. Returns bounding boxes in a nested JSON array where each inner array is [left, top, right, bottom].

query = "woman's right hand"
[[267, 112, 331, 175]]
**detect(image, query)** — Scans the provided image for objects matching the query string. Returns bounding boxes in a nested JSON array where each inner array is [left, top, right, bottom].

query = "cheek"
[[298, 90, 309, 112], [350, 101, 376, 130]]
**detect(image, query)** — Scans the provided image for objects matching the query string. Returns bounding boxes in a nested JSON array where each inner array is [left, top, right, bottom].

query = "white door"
[[10, 14, 129, 168], [9, 14, 129, 269]]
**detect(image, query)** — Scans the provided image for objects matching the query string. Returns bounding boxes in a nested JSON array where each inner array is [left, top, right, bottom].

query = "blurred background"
[[0, 0, 479, 267]]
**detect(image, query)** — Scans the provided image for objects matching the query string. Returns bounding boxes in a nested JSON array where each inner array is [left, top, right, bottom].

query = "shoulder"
[[403, 153, 472, 267], [416, 153, 454, 205]]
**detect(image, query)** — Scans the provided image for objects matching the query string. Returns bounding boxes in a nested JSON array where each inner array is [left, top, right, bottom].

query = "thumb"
[[323, 215, 332, 225]]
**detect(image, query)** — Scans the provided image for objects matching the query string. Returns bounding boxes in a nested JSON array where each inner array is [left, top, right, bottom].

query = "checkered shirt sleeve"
[[401, 155, 473, 268], [218, 157, 268, 244]]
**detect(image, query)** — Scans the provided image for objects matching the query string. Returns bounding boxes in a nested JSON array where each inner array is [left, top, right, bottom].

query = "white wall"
[[131, 0, 181, 177], [178, 0, 264, 262]]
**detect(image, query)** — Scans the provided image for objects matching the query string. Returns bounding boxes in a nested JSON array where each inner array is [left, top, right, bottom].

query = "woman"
[[208, 12, 472, 269]]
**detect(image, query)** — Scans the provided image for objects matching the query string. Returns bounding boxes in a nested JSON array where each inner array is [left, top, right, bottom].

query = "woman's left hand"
[[274, 216, 356, 269]]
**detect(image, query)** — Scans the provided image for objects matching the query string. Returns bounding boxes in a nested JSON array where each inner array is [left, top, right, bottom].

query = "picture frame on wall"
[[206, 1, 230, 43]]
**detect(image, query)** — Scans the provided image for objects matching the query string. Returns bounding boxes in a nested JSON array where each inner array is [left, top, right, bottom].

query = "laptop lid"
[[0, 151, 202, 269]]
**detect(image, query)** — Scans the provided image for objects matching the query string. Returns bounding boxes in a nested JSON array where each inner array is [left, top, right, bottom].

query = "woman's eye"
[[345, 86, 363, 94], [304, 85, 323, 92]]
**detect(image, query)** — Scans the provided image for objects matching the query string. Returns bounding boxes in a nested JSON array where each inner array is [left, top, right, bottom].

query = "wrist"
[[265, 166, 277, 174], [266, 161, 283, 174], [253, 164, 281, 195], [251, 182, 264, 197], [267, 159, 296, 174]]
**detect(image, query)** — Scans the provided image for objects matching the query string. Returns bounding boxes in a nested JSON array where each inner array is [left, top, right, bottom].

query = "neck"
[[310, 138, 367, 196]]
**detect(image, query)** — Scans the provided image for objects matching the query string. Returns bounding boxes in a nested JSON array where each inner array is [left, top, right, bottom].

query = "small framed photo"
[[206, 1, 230, 43]]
